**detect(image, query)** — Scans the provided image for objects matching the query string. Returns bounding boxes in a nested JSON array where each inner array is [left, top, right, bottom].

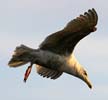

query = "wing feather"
[[36, 65, 63, 79]]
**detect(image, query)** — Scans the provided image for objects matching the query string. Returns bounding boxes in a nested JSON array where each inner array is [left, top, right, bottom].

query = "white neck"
[[62, 54, 83, 76]]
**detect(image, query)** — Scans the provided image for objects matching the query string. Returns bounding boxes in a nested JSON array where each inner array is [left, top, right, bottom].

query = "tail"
[[8, 44, 35, 67]]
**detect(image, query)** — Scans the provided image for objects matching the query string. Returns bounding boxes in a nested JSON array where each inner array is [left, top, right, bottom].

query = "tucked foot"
[[24, 63, 33, 82]]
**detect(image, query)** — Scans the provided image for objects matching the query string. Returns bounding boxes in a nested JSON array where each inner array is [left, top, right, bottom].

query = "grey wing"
[[39, 8, 98, 56], [36, 65, 63, 79]]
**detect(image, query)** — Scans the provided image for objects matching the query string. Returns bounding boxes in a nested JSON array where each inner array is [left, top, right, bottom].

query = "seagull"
[[8, 8, 98, 89]]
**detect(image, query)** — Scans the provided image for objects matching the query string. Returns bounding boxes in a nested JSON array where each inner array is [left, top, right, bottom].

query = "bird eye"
[[84, 70, 87, 76]]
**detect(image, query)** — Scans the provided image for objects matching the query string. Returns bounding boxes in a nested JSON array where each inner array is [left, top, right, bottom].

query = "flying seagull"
[[8, 8, 98, 89]]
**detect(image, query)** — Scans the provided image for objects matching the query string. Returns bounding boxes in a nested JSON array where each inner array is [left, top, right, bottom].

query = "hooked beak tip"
[[88, 83, 92, 89], [85, 77, 92, 89]]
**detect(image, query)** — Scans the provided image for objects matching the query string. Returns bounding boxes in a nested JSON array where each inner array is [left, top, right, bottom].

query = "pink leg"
[[24, 66, 32, 82]]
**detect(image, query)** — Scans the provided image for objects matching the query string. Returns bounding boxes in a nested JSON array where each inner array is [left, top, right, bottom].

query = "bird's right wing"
[[39, 8, 98, 56]]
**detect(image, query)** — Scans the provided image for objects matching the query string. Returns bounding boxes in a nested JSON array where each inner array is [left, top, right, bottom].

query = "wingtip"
[[92, 8, 95, 11], [86, 8, 98, 26]]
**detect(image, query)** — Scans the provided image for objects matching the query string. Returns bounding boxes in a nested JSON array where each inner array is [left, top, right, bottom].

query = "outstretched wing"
[[39, 8, 98, 56]]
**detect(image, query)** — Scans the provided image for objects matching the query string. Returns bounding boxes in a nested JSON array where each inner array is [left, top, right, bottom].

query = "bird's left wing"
[[40, 8, 98, 55], [36, 65, 63, 79]]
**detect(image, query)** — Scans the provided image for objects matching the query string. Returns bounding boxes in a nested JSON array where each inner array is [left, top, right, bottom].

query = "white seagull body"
[[8, 8, 98, 89]]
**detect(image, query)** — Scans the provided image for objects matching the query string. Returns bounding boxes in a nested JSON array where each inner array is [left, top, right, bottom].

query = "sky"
[[0, 0, 108, 100]]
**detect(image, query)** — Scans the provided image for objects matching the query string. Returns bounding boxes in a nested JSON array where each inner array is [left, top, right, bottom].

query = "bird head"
[[66, 54, 92, 89], [76, 68, 92, 89]]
